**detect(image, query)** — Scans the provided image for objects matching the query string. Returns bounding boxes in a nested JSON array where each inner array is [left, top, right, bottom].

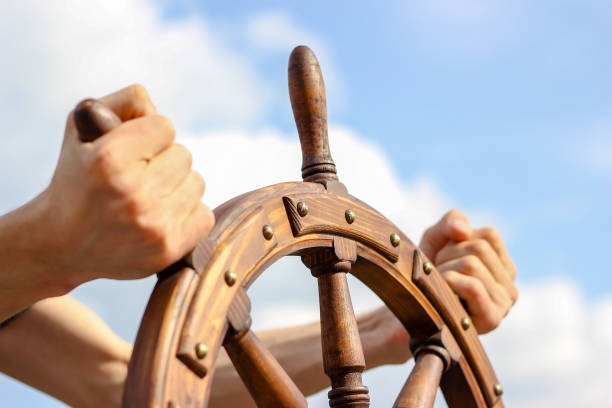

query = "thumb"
[[419, 209, 472, 261]]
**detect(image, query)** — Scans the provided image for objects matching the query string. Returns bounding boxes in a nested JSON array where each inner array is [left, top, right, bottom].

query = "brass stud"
[[262, 224, 274, 240], [461, 317, 471, 330], [224, 270, 236, 286], [423, 261, 433, 275], [345, 209, 355, 224], [390, 233, 400, 247], [195, 343, 208, 359], [297, 201, 308, 217], [493, 383, 503, 396]]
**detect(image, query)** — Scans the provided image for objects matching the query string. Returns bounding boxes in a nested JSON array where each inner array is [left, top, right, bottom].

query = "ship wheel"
[[76, 46, 504, 408]]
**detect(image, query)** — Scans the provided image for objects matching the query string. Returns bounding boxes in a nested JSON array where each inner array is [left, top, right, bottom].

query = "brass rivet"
[[390, 233, 400, 247], [345, 209, 355, 224], [224, 270, 236, 286], [423, 261, 433, 275], [262, 224, 274, 240], [493, 383, 503, 396], [195, 343, 208, 359], [461, 317, 471, 330], [297, 201, 308, 217]]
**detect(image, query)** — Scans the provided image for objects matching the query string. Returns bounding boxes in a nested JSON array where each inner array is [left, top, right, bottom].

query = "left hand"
[[421, 209, 518, 333], [366, 209, 518, 365]]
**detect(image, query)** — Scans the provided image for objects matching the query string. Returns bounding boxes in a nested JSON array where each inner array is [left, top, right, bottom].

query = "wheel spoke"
[[393, 344, 450, 408], [303, 237, 370, 408], [223, 290, 307, 408]]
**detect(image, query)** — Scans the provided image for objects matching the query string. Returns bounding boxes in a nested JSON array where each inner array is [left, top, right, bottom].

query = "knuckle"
[[122, 191, 148, 217], [128, 83, 151, 104], [462, 255, 481, 272], [153, 115, 176, 141], [446, 208, 467, 221], [93, 144, 121, 179], [466, 278, 487, 302], [176, 144, 193, 168], [480, 311, 501, 333], [508, 283, 519, 304], [469, 239, 489, 256], [480, 226, 500, 242]]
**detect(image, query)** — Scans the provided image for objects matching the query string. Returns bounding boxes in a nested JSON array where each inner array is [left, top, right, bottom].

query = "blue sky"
[[0, 1, 610, 407], [160, 0, 612, 296]]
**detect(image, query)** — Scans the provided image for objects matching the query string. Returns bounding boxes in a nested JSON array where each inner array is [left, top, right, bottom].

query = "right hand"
[[38, 84, 214, 287]]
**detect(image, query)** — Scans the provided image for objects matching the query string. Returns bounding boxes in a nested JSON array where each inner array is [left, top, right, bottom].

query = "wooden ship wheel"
[[75, 46, 504, 408]]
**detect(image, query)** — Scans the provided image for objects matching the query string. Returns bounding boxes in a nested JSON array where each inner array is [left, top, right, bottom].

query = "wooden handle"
[[74, 98, 122, 142], [288, 45, 338, 182]]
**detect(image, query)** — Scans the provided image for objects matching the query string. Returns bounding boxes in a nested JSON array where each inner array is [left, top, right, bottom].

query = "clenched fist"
[[0, 85, 214, 321], [48, 84, 215, 284], [362, 209, 518, 366]]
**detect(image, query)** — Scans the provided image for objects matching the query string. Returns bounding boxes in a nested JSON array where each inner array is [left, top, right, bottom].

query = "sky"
[[0, 1, 611, 407]]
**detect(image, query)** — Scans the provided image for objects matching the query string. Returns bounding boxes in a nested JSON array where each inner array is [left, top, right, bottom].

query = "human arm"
[[209, 307, 407, 407], [0, 296, 131, 408], [0, 85, 214, 322]]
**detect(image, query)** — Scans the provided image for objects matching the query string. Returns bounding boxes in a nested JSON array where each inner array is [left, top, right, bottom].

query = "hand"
[[37, 85, 214, 287], [420, 209, 518, 333]]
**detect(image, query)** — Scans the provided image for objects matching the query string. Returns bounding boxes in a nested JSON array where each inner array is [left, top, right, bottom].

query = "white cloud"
[[0, 1, 610, 407], [0, 0, 262, 211], [246, 11, 326, 55], [252, 274, 612, 407], [482, 279, 612, 407]]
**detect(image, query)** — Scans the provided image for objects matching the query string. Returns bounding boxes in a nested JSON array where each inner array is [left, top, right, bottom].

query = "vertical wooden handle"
[[74, 98, 122, 142], [288, 45, 338, 182]]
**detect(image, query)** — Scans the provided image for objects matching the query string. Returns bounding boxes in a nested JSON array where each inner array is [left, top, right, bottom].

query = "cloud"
[[246, 11, 326, 55], [0, 0, 262, 211], [1, 1, 610, 407], [482, 279, 612, 407], [251, 274, 612, 407]]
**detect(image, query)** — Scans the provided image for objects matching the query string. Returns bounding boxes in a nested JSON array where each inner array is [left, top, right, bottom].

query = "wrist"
[[357, 307, 412, 367], [0, 191, 76, 318]]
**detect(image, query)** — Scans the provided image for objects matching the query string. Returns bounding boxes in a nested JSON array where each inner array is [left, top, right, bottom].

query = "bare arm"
[[0, 296, 409, 408], [0, 85, 214, 323], [209, 307, 410, 407], [0, 296, 131, 408]]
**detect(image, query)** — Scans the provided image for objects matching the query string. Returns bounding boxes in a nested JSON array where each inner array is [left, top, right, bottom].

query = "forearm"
[[0, 295, 131, 408], [209, 308, 406, 407], [0, 192, 72, 322]]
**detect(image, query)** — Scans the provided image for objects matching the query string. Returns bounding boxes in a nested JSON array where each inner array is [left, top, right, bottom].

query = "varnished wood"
[[119, 45, 504, 408], [303, 237, 369, 407], [283, 193, 401, 262], [74, 98, 122, 142], [223, 290, 307, 408], [393, 349, 447, 408], [412, 250, 502, 406], [289, 45, 337, 182]]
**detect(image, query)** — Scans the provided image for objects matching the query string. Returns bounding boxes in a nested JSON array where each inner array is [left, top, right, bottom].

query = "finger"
[[472, 227, 517, 280], [436, 255, 508, 305], [177, 202, 215, 253], [98, 84, 157, 121], [436, 238, 512, 289], [440, 271, 502, 334], [165, 170, 206, 220], [420, 209, 472, 260], [97, 114, 176, 163], [144, 144, 193, 198]]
